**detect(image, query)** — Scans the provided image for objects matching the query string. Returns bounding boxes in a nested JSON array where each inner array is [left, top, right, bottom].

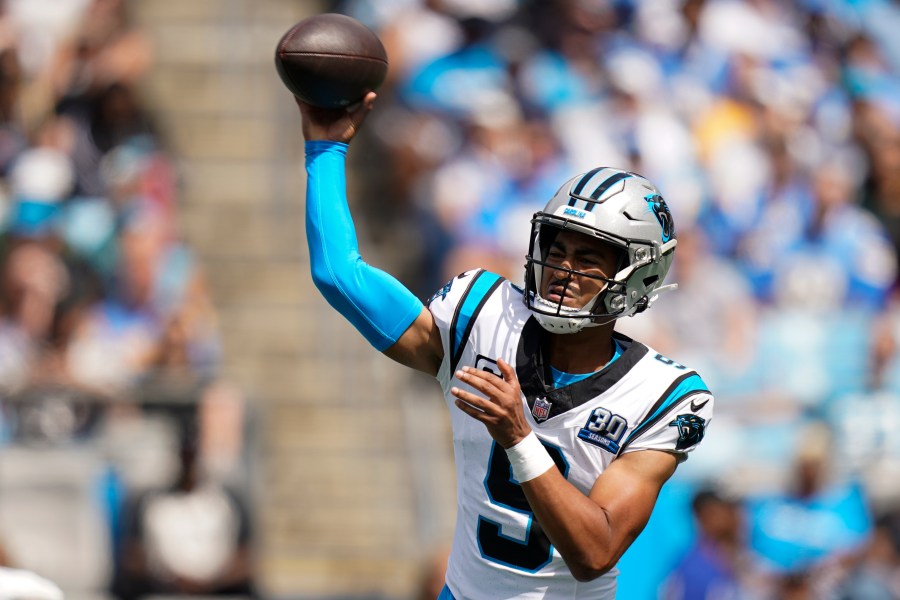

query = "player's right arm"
[[298, 93, 443, 376]]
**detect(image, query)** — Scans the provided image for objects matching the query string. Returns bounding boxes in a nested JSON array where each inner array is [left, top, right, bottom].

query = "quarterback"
[[298, 93, 713, 599]]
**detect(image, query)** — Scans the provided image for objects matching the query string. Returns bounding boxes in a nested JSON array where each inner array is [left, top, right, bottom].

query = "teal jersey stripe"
[[622, 373, 709, 449], [451, 271, 503, 367]]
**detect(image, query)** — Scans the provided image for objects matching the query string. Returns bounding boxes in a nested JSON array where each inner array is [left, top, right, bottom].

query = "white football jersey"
[[427, 269, 714, 600]]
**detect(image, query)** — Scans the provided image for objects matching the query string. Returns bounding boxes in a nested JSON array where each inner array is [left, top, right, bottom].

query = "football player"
[[298, 92, 714, 599]]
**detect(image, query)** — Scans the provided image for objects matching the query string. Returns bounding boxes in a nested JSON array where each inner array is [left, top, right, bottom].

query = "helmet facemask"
[[525, 219, 628, 333]]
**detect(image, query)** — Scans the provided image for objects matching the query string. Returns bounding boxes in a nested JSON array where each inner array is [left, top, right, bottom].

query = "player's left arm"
[[452, 361, 679, 582], [524, 449, 677, 581]]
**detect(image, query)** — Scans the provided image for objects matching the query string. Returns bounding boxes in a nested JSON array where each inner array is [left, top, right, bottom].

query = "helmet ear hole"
[[642, 275, 659, 287]]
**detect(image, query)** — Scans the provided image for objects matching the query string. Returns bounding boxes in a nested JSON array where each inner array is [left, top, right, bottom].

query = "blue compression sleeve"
[[305, 140, 423, 351]]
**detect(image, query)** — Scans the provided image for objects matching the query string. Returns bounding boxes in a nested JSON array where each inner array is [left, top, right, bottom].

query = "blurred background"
[[1, 0, 900, 599]]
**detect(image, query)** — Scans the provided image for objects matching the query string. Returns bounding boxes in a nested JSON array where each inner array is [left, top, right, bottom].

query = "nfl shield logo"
[[532, 397, 552, 422]]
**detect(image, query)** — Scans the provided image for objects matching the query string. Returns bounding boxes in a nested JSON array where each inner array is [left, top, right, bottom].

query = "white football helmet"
[[524, 167, 678, 333]]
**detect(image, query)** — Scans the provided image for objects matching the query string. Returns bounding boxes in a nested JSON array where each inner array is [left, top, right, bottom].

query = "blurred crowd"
[[3, 0, 900, 597], [0, 0, 254, 597], [338, 0, 900, 597], [0, 0, 219, 446]]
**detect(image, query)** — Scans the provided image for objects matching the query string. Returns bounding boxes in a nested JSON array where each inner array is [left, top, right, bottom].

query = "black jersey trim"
[[515, 322, 649, 422]]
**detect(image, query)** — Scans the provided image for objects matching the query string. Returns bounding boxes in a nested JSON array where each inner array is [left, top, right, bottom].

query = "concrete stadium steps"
[[130, 1, 456, 598]]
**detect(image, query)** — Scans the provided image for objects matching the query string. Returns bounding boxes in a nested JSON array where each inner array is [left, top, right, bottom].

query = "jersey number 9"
[[477, 440, 569, 572]]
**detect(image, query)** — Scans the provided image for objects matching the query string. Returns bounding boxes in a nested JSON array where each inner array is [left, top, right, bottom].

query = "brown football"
[[274, 13, 388, 108]]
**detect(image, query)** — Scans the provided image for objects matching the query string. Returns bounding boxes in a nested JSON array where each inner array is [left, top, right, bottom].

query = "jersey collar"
[[515, 318, 649, 423]]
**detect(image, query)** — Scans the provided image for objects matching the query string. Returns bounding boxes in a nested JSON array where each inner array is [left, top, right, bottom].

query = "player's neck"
[[546, 324, 616, 374]]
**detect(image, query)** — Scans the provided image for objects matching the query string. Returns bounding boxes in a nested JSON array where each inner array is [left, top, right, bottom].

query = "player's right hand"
[[297, 91, 376, 144], [451, 359, 532, 449]]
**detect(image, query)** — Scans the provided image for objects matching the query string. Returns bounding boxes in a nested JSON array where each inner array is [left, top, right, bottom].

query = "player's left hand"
[[451, 359, 531, 448]]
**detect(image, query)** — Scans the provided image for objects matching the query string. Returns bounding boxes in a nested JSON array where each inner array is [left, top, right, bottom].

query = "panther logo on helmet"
[[645, 194, 674, 242]]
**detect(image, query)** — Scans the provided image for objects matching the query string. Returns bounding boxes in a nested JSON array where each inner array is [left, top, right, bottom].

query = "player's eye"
[[547, 248, 565, 261], [579, 255, 602, 268]]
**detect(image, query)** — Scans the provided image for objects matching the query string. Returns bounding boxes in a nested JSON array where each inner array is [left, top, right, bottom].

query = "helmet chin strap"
[[532, 292, 605, 334]]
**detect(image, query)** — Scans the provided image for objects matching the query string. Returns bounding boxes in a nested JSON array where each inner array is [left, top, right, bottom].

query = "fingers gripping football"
[[451, 359, 532, 448], [297, 91, 376, 144]]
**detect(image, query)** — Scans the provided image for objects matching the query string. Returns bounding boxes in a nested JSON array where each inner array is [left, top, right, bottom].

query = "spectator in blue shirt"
[[661, 487, 749, 600]]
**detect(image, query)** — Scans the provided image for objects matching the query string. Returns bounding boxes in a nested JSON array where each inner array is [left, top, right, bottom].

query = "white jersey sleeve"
[[617, 365, 714, 460], [426, 269, 507, 382], [425, 269, 481, 331]]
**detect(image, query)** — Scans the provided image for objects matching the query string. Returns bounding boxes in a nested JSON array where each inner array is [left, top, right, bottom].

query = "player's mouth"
[[546, 282, 578, 305]]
